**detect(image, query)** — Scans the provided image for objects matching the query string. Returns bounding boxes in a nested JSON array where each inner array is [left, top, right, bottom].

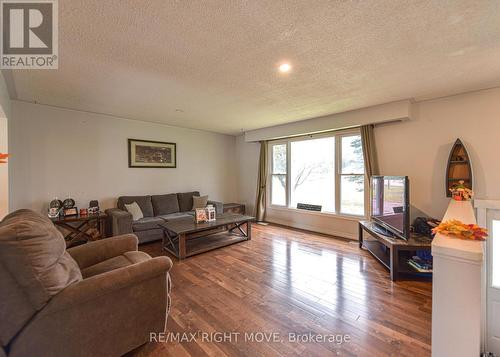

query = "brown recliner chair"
[[0, 209, 172, 357]]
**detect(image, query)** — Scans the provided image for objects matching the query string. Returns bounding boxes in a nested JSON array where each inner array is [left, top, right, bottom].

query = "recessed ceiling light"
[[278, 63, 292, 73]]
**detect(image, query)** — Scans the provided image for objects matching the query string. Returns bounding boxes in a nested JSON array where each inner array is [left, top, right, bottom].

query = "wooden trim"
[[265, 221, 353, 242]]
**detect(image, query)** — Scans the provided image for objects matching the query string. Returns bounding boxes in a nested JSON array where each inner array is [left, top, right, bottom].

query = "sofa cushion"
[[158, 212, 193, 221], [81, 251, 151, 279], [192, 195, 208, 210], [177, 191, 200, 212], [152, 194, 180, 216], [0, 209, 82, 345], [124, 202, 143, 221], [132, 217, 165, 232], [117, 196, 154, 217]]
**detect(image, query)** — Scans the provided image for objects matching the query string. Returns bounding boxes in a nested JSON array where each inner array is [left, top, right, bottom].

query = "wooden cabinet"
[[223, 203, 245, 215]]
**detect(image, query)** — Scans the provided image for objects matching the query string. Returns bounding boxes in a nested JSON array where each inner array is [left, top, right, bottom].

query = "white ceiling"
[[7, 0, 500, 135]]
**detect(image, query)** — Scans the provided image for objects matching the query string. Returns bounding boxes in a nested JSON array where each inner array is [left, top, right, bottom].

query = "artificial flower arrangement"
[[0, 153, 8, 164], [449, 180, 473, 201], [432, 219, 488, 241]]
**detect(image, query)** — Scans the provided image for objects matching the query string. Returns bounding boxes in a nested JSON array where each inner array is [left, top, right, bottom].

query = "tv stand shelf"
[[359, 220, 432, 281]]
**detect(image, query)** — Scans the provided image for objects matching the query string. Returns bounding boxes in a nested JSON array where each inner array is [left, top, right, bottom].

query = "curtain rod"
[[265, 125, 370, 143]]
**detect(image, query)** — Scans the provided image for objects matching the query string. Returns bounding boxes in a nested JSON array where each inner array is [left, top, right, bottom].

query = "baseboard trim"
[[264, 218, 357, 240]]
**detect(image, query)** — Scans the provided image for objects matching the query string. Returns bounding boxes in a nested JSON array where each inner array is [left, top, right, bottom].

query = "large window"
[[290, 137, 335, 212], [269, 131, 366, 216]]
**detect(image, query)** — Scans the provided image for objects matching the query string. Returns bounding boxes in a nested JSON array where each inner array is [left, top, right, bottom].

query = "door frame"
[[475, 199, 500, 353]]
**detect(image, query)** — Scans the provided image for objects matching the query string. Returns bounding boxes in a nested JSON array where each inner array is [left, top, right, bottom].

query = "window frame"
[[267, 128, 368, 219], [337, 133, 367, 216], [269, 140, 289, 207]]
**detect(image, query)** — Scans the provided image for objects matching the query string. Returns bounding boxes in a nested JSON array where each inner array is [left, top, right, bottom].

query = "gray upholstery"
[[177, 191, 200, 212], [152, 194, 180, 216], [132, 217, 165, 232], [105, 208, 133, 236], [208, 200, 224, 214], [108, 191, 223, 244], [157, 212, 193, 220], [117, 196, 154, 217]]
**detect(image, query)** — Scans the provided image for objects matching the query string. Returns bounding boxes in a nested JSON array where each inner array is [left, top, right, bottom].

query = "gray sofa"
[[105, 191, 223, 244]]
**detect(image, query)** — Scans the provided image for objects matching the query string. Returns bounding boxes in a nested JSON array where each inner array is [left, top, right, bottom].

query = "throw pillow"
[[192, 195, 208, 210], [124, 202, 144, 221]]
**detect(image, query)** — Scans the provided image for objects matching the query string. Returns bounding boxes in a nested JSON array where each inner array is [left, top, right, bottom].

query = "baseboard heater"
[[297, 203, 322, 212]]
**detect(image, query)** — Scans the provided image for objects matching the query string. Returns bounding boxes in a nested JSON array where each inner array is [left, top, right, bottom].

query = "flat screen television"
[[371, 176, 410, 240]]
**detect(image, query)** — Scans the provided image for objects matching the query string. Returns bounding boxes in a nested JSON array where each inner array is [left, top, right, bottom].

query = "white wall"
[[9, 87, 500, 231], [244, 100, 411, 142], [9, 101, 237, 213], [377, 87, 500, 219], [236, 87, 500, 239], [0, 72, 11, 219]]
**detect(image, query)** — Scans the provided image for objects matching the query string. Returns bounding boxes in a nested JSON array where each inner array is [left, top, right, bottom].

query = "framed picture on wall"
[[128, 139, 176, 168]]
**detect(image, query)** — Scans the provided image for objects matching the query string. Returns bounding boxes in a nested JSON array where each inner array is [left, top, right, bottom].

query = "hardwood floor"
[[134, 223, 432, 357]]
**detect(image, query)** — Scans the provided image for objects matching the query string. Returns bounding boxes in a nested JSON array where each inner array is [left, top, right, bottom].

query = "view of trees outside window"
[[340, 135, 365, 215], [270, 132, 365, 216], [290, 137, 335, 211], [271, 144, 286, 205]]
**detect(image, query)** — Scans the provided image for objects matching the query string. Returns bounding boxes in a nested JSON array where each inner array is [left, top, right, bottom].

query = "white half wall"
[[9, 101, 237, 213]]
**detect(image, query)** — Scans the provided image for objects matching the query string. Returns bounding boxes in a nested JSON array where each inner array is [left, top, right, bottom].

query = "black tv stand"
[[359, 220, 432, 281], [370, 223, 398, 238]]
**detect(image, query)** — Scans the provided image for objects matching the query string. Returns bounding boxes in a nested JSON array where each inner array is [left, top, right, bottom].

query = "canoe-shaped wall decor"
[[445, 138, 473, 197]]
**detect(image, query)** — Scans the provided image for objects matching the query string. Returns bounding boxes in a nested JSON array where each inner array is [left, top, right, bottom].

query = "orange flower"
[[0, 153, 8, 164]]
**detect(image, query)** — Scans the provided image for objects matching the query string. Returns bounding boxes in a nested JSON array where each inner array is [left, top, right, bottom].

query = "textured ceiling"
[[8, 0, 500, 134]]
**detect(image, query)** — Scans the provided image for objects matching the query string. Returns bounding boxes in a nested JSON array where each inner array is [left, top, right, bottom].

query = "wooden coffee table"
[[159, 213, 254, 259]]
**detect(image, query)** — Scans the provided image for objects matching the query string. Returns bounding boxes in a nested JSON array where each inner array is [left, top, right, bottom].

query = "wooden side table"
[[51, 213, 107, 247], [223, 203, 246, 215]]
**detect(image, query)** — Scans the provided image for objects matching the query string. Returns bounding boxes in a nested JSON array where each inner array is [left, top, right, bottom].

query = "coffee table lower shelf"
[[163, 231, 248, 259], [159, 214, 254, 260]]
